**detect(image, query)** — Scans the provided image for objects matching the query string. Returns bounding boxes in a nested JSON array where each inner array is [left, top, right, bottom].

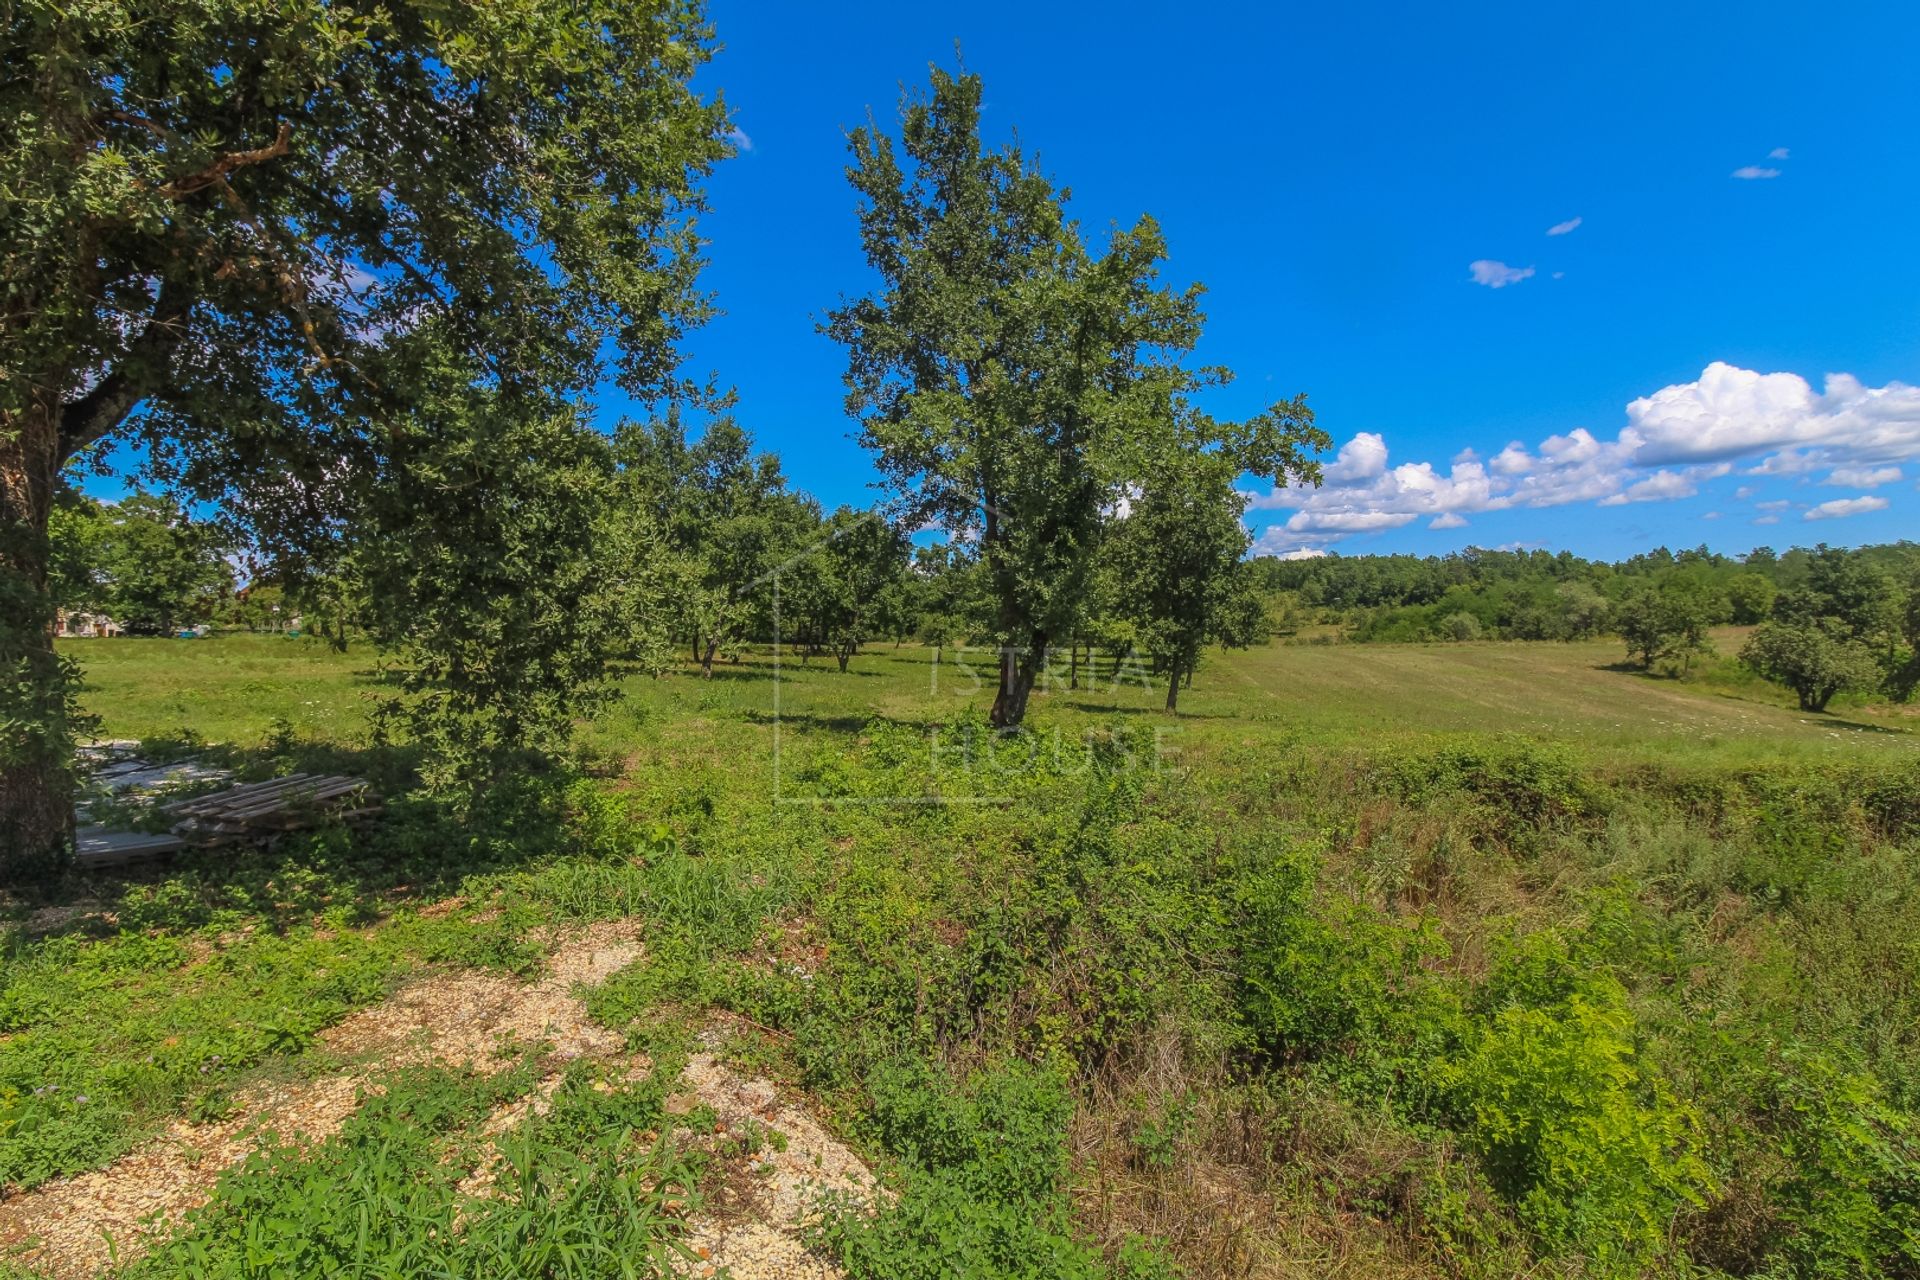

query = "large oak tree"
[[1, 0, 729, 874]]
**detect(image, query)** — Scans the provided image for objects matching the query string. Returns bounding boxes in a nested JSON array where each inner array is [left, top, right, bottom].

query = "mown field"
[[6, 632, 1917, 1278]]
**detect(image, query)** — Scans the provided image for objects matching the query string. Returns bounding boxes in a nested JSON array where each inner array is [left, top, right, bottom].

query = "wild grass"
[[18, 632, 1919, 1278]]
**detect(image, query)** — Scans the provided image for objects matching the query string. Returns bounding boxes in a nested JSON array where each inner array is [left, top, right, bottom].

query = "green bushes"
[[1378, 736, 1604, 846], [1231, 843, 1447, 1079], [814, 1059, 1174, 1280], [1435, 934, 1713, 1266]]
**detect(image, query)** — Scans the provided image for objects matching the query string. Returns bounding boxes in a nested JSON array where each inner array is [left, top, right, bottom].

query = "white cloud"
[[1732, 165, 1781, 180], [1599, 469, 1698, 506], [1822, 465, 1902, 488], [1805, 495, 1889, 521], [1285, 509, 1420, 534], [1248, 526, 1330, 559], [1754, 514, 1781, 525], [1324, 432, 1389, 482], [1734, 485, 1757, 500], [1622, 363, 1920, 467], [1469, 260, 1535, 288], [1768, 147, 1790, 160], [1240, 361, 1917, 554], [725, 126, 754, 152], [1546, 217, 1583, 236]]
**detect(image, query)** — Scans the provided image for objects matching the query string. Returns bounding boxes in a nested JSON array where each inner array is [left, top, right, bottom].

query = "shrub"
[[813, 1058, 1174, 1280], [1436, 933, 1713, 1266]]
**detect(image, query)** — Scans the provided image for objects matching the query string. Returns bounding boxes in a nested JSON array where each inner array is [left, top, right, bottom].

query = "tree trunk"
[[1165, 662, 1181, 713], [989, 632, 1048, 728], [1, 393, 78, 881], [1069, 642, 1079, 691], [700, 637, 718, 678]]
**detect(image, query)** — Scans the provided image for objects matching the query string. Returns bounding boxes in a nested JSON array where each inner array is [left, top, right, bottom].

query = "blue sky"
[[656, 0, 1920, 560]]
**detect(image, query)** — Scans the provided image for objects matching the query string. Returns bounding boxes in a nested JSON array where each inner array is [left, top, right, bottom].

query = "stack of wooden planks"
[[164, 774, 382, 844]]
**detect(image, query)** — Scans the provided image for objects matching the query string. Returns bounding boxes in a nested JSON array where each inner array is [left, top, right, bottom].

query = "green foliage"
[[357, 371, 662, 793], [1616, 579, 1715, 672], [1383, 736, 1602, 845], [128, 1061, 706, 1279], [1108, 453, 1262, 709], [1232, 843, 1448, 1074], [827, 64, 1323, 726], [1728, 571, 1778, 624], [1765, 1054, 1920, 1277], [50, 491, 234, 634], [1741, 620, 1883, 712], [814, 1059, 1174, 1280], [1436, 933, 1714, 1266], [2, 0, 729, 866]]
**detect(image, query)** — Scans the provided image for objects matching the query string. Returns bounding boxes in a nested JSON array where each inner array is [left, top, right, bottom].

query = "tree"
[[1772, 546, 1898, 653], [1616, 583, 1713, 673], [1741, 622, 1882, 712], [89, 493, 234, 634], [771, 506, 906, 675], [1554, 581, 1612, 640], [1726, 573, 1777, 626], [2, 0, 728, 870], [1108, 456, 1255, 712], [1890, 573, 1920, 702], [614, 414, 793, 675], [355, 368, 670, 794], [827, 66, 1323, 729]]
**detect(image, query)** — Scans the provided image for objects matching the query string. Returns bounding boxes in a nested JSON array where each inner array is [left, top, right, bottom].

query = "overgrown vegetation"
[[5, 635, 1913, 1278]]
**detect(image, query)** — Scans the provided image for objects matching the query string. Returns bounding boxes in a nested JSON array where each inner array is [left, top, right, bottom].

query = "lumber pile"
[[164, 773, 382, 844]]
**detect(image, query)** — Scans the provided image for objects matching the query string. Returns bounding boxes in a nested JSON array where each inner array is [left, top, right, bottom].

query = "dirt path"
[[0, 922, 642, 1277], [0, 921, 873, 1280], [680, 1044, 875, 1280]]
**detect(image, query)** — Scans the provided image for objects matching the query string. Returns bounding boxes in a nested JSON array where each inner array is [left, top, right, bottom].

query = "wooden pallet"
[[164, 773, 382, 843], [75, 827, 188, 870]]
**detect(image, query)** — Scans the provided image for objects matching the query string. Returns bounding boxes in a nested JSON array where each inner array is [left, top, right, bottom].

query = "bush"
[[813, 1058, 1174, 1280], [1436, 933, 1713, 1267]]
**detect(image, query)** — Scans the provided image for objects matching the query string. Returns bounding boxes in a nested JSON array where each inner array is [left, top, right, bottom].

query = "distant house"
[[57, 610, 122, 638]]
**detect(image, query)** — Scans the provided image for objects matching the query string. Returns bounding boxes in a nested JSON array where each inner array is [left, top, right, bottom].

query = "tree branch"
[[58, 281, 194, 464], [154, 122, 292, 202]]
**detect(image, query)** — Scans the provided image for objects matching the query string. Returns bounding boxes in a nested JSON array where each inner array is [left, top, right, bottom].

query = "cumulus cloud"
[[1546, 217, 1583, 236], [1469, 260, 1535, 288], [1324, 432, 1389, 483], [1823, 465, 1902, 488], [1732, 165, 1781, 180], [1240, 361, 1917, 553], [1768, 147, 1790, 160], [1805, 496, 1889, 520], [1599, 469, 1698, 506]]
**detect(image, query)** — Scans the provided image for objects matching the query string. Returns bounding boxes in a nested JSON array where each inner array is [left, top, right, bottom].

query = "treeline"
[[51, 404, 1279, 713], [1256, 540, 1920, 707]]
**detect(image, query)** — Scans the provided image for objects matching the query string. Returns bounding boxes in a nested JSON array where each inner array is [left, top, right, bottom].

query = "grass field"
[[9, 632, 1917, 1279], [70, 629, 1915, 767]]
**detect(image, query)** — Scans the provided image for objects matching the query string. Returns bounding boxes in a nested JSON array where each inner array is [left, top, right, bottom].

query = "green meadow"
[[6, 632, 1916, 1279]]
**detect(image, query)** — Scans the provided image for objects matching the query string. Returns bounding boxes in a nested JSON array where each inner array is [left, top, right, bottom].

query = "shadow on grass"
[[25, 734, 593, 940]]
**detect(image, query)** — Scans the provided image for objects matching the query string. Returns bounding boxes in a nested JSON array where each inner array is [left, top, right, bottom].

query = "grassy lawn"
[[72, 629, 1908, 767], [13, 631, 1917, 1278]]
